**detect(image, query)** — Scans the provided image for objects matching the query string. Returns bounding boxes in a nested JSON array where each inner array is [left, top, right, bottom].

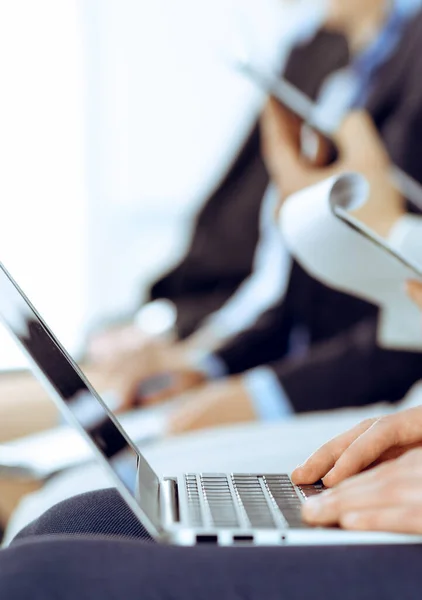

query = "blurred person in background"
[[87, 1, 345, 355], [87, 26, 347, 359], [90, 0, 422, 432]]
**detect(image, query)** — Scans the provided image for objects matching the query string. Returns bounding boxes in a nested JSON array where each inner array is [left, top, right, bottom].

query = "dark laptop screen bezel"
[[0, 261, 161, 536]]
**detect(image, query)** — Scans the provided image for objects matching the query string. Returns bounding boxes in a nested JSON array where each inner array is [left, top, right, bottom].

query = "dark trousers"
[[1, 488, 421, 599]]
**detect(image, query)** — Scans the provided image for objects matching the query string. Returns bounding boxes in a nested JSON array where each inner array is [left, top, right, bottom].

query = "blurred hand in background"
[[167, 376, 256, 435]]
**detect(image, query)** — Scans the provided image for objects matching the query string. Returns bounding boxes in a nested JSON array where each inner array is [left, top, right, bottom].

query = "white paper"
[[279, 173, 422, 350]]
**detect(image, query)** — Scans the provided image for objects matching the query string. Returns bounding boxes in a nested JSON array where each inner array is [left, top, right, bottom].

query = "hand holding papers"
[[262, 104, 406, 237], [279, 173, 422, 349], [259, 97, 422, 348]]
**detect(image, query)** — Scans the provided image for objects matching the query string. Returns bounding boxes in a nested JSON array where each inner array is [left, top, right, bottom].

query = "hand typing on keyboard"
[[291, 405, 422, 534]]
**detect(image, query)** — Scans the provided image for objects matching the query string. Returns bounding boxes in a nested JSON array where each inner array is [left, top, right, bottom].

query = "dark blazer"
[[216, 13, 422, 412], [148, 31, 350, 339]]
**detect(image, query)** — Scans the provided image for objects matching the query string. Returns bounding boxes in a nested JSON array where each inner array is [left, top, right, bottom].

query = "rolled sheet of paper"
[[279, 173, 422, 350]]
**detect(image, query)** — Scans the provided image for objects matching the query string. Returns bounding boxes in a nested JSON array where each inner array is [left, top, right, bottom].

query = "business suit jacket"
[[216, 13, 422, 412], [148, 31, 350, 339]]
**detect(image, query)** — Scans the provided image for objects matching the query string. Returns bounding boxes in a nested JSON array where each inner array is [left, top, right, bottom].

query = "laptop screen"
[[0, 262, 160, 536]]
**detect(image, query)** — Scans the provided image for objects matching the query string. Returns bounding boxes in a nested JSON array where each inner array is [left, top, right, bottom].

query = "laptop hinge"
[[160, 477, 180, 527]]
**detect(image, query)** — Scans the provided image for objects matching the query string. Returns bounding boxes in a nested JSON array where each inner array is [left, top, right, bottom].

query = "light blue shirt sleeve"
[[243, 367, 293, 421], [187, 351, 228, 380]]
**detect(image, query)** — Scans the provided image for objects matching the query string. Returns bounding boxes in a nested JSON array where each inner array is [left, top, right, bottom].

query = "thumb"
[[261, 97, 302, 162]]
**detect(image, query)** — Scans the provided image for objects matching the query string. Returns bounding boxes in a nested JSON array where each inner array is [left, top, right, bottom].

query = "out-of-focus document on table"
[[279, 173, 422, 350], [0, 403, 172, 480]]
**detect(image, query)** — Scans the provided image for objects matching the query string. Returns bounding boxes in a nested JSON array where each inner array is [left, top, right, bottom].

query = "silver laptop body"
[[1, 261, 421, 546]]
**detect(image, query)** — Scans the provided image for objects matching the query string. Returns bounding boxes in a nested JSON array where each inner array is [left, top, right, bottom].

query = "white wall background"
[[0, 0, 317, 369], [81, 0, 299, 325], [0, 0, 86, 369]]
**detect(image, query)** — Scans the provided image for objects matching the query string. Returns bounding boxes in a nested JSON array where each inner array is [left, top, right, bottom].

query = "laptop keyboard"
[[184, 474, 325, 529], [234, 475, 280, 528]]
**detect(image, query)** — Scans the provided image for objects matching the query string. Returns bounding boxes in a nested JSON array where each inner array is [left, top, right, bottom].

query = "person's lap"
[[0, 488, 420, 600], [3, 534, 421, 600]]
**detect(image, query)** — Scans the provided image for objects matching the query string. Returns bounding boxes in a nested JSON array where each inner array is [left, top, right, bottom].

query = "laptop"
[[0, 261, 421, 546]]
